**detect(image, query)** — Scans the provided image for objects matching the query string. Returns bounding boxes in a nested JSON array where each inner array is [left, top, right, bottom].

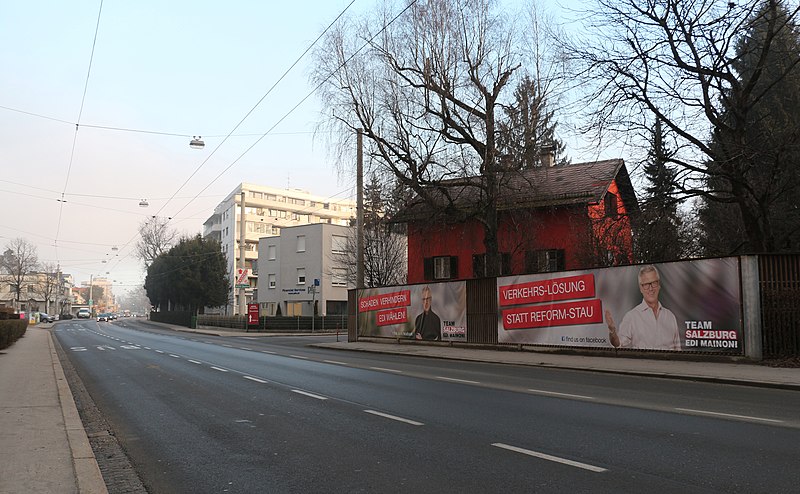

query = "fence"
[[759, 254, 800, 358], [196, 314, 347, 333]]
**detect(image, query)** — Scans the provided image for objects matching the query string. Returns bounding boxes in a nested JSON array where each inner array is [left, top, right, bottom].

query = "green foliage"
[[144, 235, 230, 313], [0, 319, 28, 350], [699, 1, 800, 254]]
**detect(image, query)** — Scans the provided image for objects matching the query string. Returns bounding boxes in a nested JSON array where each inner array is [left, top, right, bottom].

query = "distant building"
[[203, 183, 356, 314], [392, 159, 639, 283], [257, 223, 352, 317], [0, 270, 74, 315]]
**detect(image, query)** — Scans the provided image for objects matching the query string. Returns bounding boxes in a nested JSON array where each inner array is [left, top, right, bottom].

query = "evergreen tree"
[[699, 1, 800, 254], [497, 74, 568, 169], [635, 119, 686, 262]]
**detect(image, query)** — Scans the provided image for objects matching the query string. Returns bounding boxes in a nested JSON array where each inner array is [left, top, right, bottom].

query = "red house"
[[395, 159, 639, 284]]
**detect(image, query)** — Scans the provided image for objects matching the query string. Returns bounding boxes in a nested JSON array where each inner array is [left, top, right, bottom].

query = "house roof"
[[391, 159, 639, 222]]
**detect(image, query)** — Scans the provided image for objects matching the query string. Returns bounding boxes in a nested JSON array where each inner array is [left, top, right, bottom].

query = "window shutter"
[[423, 257, 433, 280], [449, 256, 459, 279]]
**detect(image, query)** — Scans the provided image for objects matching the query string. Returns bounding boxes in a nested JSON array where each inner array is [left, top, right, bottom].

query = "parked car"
[[97, 313, 109, 322], [77, 308, 91, 319], [39, 313, 55, 323]]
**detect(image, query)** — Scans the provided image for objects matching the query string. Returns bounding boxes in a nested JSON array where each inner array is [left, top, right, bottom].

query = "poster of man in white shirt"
[[605, 265, 680, 350]]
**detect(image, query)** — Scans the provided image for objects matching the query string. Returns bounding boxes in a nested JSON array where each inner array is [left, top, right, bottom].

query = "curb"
[[48, 332, 109, 494]]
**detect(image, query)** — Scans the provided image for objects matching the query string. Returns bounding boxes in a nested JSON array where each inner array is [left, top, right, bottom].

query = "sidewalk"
[[172, 325, 800, 390], [0, 325, 107, 494]]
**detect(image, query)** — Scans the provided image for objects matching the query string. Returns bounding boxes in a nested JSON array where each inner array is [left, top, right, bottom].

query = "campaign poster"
[[358, 281, 467, 342], [497, 258, 742, 353]]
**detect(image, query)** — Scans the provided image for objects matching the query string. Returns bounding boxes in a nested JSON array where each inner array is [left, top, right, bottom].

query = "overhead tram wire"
[[149, 0, 358, 224], [54, 0, 105, 265], [167, 0, 417, 222]]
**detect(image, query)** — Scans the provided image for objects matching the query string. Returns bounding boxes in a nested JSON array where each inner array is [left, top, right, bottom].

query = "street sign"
[[235, 268, 250, 288], [314, 278, 320, 286], [247, 303, 259, 325]]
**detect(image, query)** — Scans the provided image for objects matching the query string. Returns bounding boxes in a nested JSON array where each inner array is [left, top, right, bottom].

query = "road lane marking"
[[211, 366, 229, 372], [674, 408, 784, 423], [188, 360, 202, 364], [169, 354, 181, 358], [492, 443, 607, 473], [260, 350, 276, 354], [363, 410, 423, 426], [289, 355, 309, 360], [370, 366, 403, 373], [436, 376, 480, 384], [223, 344, 233, 348], [144, 347, 151, 350], [120, 345, 140, 350], [239, 347, 252, 351], [96, 345, 116, 351], [244, 376, 268, 384], [323, 360, 349, 366], [291, 390, 327, 400], [527, 389, 596, 400], [70, 347, 87, 352], [155, 350, 164, 354]]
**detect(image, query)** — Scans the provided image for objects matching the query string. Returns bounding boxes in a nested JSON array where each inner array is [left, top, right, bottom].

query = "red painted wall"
[[406, 179, 634, 284]]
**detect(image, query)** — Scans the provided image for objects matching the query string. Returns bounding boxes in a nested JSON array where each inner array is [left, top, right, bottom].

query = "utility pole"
[[356, 128, 364, 288], [239, 190, 247, 316]]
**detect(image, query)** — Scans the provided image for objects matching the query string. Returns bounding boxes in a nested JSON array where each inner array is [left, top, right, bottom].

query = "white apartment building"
[[257, 223, 352, 317], [203, 182, 356, 314]]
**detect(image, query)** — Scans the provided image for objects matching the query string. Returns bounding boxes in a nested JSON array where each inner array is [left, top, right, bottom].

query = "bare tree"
[[135, 217, 179, 269], [312, 0, 564, 276], [332, 226, 408, 288], [0, 238, 39, 311], [563, 0, 800, 253], [34, 262, 61, 314]]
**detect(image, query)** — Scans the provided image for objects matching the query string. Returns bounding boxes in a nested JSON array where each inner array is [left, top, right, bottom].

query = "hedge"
[[0, 319, 28, 350]]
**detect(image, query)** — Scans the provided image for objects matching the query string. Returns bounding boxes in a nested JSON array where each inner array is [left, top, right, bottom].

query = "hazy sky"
[[1, 0, 581, 294]]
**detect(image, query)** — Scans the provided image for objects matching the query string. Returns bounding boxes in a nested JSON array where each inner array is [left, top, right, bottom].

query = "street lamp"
[[139, 199, 149, 207], [190, 136, 205, 149]]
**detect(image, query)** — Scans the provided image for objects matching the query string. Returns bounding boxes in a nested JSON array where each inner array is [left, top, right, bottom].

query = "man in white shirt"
[[605, 265, 680, 350]]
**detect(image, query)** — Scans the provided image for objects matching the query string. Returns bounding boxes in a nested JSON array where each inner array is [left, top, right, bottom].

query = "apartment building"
[[203, 182, 356, 314], [257, 223, 352, 317]]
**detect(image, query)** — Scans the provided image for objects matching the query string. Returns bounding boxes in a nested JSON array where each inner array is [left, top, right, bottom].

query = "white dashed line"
[[323, 360, 349, 366], [155, 350, 164, 354], [527, 389, 596, 400], [260, 350, 276, 354], [239, 347, 252, 351], [211, 366, 229, 372], [674, 408, 784, 423], [436, 376, 480, 384], [188, 360, 202, 364], [370, 367, 403, 373], [244, 376, 268, 384], [363, 410, 423, 426], [289, 355, 309, 360], [291, 390, 327, 400], [492, 443, 607, 473], [169, 354, 181, 358]]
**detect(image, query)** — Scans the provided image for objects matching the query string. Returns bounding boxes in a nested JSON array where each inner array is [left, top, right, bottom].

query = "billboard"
[[358, 282, 467, 341], [497, 258, 742, 353]]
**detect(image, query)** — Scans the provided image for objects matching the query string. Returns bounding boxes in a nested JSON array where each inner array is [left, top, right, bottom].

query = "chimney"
[[540, 143, 556, 167]]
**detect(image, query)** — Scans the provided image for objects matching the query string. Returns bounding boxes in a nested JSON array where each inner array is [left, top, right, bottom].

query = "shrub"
[[0, 319, 28, 350]]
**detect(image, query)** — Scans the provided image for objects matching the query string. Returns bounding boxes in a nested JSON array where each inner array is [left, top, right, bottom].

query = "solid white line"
[[211, 366, 229, 372], [223, 344, 233, 348], [188, 360, 202, 364], [169, 354, 180, 358], [363, 410, 424, 426], [674, 408, 784, 423], [244, 376, 268, 384], [527, 389, 596, 400], [289, 355, 309, 360], [291, 389, 327, 400], [370, 366, 403, 373], [323, 360, 349, 366], [436, 376, 480, 384], [492, 443, 607, 473]]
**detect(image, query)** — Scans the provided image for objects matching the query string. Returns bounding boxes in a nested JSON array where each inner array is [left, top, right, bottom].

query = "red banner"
[[499, 274, 595, 307], [376, 307, 408, 326], [358, 290, 411, 313], [501, 299, 603, 330], [247, 303, 259, 325]]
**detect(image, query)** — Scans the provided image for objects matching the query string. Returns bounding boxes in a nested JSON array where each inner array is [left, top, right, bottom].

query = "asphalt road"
[[55, 318, 800, 493]]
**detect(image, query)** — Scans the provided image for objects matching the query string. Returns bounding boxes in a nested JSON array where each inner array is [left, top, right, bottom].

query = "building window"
[[526, 249, 565, 273], [331, 235, 347, 255], [268, 274, 276, 289], [472, 253, 512, 277], [297, 268, 306, 285], [297, 235, 306, 252], [267, 244, 276, 260], [332, 268, 347, 287], [605, 192, 618, 219], [424, 256, 458, 280], [271, 227, 280, 235]]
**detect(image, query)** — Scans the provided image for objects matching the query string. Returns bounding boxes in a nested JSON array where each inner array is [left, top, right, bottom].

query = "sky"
[[0, 0, 587, 295]]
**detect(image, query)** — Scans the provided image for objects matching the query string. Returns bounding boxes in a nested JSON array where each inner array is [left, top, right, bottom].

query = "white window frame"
[[331, 268, 347, 287], [331, 235, 347, 255], [297, 235, 306, 252], [297, 267, 306, 285], [267, 244, 276, 260], [268, 274, 276, 289], [434, 257, 451, 280]]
